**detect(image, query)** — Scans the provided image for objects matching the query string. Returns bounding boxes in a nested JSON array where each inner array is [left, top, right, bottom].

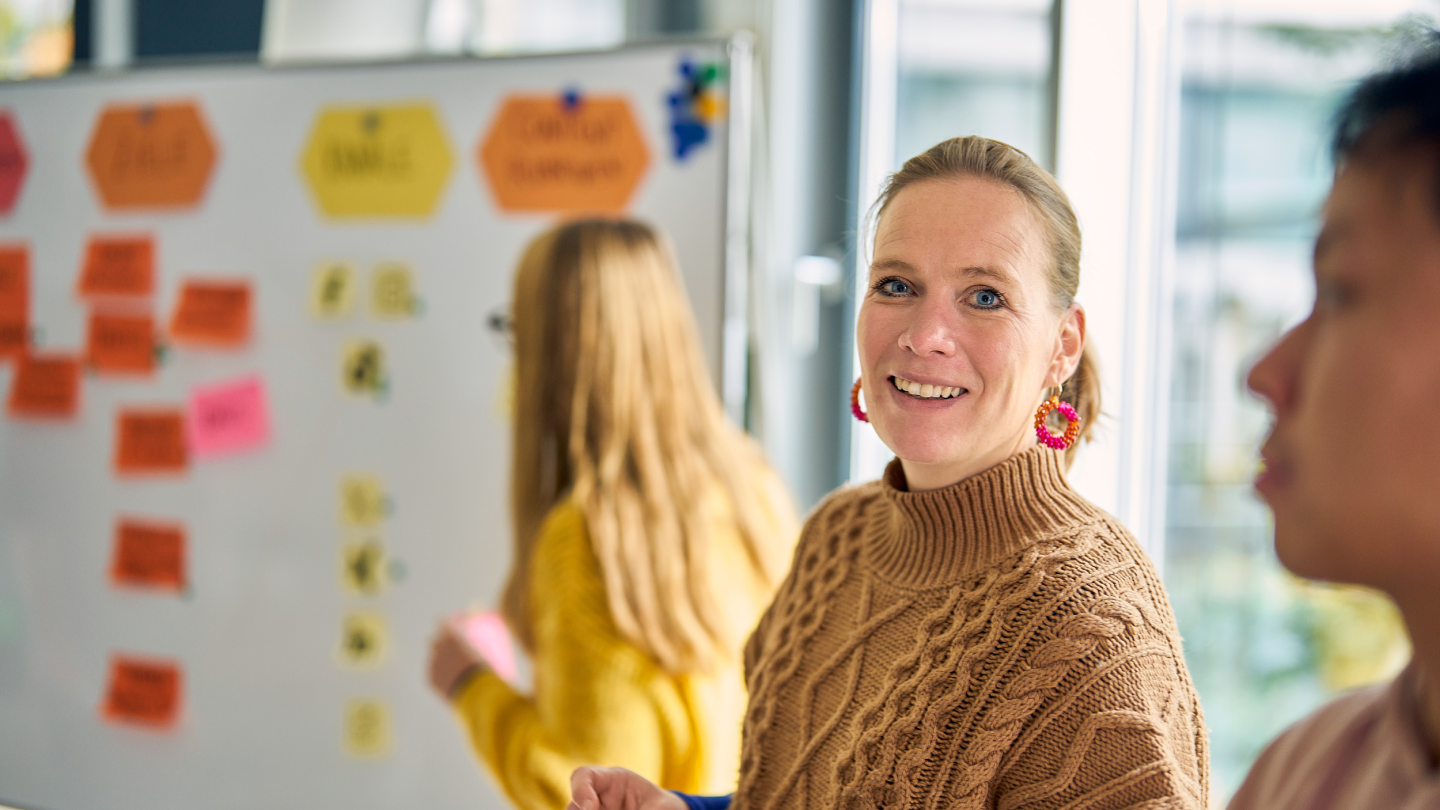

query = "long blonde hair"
[[500, 219, 795, 675], [873, 136, 1102, 467]]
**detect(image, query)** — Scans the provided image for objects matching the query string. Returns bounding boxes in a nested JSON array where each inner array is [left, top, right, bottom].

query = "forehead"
[[873, 176, 1047, 272], [1318, 157, 1440, 276]]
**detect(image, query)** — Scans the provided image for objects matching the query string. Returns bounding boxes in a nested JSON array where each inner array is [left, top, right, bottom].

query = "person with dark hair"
[[1229, 38, 1440, 809]]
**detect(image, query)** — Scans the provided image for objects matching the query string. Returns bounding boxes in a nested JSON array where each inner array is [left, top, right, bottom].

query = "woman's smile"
[[890, 375, 967, 400]]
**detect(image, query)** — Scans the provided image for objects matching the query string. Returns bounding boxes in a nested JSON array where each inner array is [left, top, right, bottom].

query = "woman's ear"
[[1046, 304, 1086, 388]]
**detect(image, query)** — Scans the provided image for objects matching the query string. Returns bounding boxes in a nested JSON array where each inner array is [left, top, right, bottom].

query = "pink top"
[[1229, 664, 1440, 810]]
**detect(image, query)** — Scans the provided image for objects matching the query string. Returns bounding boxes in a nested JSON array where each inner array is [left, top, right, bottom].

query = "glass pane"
[[895, 0, 1053, 169], [1164, 4, 1425, 801]]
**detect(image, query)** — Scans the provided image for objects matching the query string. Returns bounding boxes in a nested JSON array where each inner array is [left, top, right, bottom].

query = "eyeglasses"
[[487, 306, 513, 348]]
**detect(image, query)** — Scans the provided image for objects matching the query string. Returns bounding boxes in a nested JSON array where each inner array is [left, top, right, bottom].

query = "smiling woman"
[[568, 137, 1208, 810]]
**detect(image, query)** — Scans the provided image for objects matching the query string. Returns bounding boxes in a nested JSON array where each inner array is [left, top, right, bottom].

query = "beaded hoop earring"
[[1034, 392, 1081, 450], [850, 377, 869, 423]]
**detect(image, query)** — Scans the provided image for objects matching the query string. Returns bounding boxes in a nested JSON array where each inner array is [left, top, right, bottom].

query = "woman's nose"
[[1247, 315, 1310, 414], [899, 298, 958, 356]]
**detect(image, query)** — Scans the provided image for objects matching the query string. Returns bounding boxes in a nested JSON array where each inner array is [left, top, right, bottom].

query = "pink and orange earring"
[[850, 378, 869, 422], [1034, 389, 1081, 450]]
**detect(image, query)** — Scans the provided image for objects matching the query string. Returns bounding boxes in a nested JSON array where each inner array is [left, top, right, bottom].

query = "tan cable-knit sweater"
[[734, 447, 1208, 810]]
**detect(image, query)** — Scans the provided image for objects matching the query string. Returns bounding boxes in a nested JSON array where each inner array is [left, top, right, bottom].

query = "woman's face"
[[1248, 155, 1440, 598], [856, 176, 1085, 490]]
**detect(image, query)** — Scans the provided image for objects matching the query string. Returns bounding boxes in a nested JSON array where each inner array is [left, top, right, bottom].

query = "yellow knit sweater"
[[453, 500, 771, 810]]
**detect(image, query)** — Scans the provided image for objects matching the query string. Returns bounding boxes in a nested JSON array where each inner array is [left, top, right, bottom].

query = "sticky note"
[[0, 245, 29, 360], [339, 474, 386, 526], [186, 375, 269, 459], [309, 262, 355, 319], [102, 654, 182, 728], [77, 236, 155, 298], [300, 104, 454, 218], [341, 339, 385, 395], [110, 518, 186, 591], [168, 279, 251, 348], [6, 353, 80, 419], [454, 611, 519, 685], [85, 102, 217, 211], [115, 408, 188, 475], [86, 312, 156, 375], [479, 95, 651, 214], [339, 611, 387, 668], [343, 698, 391, 758], [341, 541, 386, 595], [370, 263, 415, 319]]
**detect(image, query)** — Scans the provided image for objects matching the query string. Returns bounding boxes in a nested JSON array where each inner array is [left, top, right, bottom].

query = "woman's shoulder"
[[530, 499, 601, 585], [799, 479, 890, 539]]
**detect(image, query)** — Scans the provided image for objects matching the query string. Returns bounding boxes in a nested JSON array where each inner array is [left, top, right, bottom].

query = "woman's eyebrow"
[[869, 257, 916, 275], [952, 265, 1015, 285]]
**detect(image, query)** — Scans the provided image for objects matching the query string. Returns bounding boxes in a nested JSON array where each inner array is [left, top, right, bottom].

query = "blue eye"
[[970, 288, 1003, 309], [873, 277, 913, 297]]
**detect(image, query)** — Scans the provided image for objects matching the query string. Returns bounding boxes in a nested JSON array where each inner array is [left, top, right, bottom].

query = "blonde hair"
[[500, 219, 796, 674], [873, 136, 1101, 466]]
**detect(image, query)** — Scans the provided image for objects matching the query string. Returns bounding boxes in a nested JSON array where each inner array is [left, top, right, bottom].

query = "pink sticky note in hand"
[[186, 375, 270, 459], [454, 611, 519, 685]]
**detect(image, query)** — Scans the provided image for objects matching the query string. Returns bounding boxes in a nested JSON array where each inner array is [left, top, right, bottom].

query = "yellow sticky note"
[[300, 104, 455, 218], [310, 262, 355, 319], [341, 541, 386, 595], [339, 611, 387, 668], [371, 263, 415, 319], [343, 697, 391, 758], [339, 474, 386, 527], [341, 339, 386, 396]]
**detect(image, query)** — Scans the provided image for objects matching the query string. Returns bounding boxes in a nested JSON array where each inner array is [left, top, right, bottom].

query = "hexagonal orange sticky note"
[[86, 101, 217, 211], [479, 94, 651, 215], [300, 104, 454, 218]]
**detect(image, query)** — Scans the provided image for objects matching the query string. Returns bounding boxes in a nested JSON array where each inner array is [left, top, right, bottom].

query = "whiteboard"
[[0, 38, 749, 810]]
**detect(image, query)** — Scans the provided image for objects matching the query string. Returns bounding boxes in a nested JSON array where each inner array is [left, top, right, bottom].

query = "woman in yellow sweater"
[[426, 220, 798, 810]]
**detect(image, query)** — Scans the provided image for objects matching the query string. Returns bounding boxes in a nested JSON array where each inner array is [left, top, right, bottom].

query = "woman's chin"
[[872, 419, 970, 467]]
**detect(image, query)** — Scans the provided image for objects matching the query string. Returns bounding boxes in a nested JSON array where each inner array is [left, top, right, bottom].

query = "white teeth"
[[893, 377, 962, 399]]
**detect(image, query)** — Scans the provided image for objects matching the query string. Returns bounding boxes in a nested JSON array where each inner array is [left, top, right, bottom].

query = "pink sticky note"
[[186, 375, 270, 459], [454, 611, 518, 685]]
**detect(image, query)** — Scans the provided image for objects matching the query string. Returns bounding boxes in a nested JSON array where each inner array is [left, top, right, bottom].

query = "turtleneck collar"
[[863, 446, 1099, 589]]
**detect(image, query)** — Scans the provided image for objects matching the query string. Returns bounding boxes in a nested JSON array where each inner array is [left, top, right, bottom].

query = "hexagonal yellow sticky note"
[[300, 104, 454, 218]]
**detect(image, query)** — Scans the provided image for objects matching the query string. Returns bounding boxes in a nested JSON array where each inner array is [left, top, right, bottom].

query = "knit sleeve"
[[452, 503, 696, 810], [992, 592, 1208, 810]]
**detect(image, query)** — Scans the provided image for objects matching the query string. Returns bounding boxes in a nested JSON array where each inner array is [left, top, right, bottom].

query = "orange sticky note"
[[110, 518, 186, 591], [114, 408, 188, 474], [102, 654, 182, 728], [168, 279, 251, 347], [78, 236, 155, 299], [6, 353, 80, 418], [0, 245, 28, 360], [87, 312, 156, 375]]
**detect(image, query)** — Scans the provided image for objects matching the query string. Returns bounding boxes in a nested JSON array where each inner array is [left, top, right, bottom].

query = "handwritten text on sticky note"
[[102, 654, 182, 728], [186, 375, 269, 459], [115, 408, 188, 474], [339, 612, 387, 668], [168, 279, 251, 347], [343, 698, 391, 757], [0, 245, 28, 359], [310, 262, 355, 319], [6, 353, 80, 418], [78, 236, 155, 298], [87, 311, 156, 375], [110, 518, 186, 591]]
